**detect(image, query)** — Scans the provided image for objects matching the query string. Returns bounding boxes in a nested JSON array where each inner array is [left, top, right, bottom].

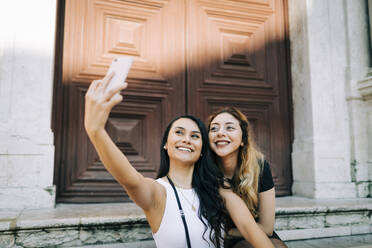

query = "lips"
[[176, 146, 194, 152]]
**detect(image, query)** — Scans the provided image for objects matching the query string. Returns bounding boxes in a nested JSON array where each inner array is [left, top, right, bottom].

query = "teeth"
[[177, 147, 192, 152], [216, 141, 229, 145]]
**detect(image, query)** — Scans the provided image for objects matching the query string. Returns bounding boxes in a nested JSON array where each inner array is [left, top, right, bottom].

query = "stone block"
[[16, 229, 79, 247], [292, 182, 315, 198], [291, 151, 315, 182], [119, 226, 152, 242], [355, 162, 370, 182], [0, 156, 8, 187], [351, 224, 371, 235], [288, 214, 324, 229], [5, 154, 54, 188], [314, 182, 356, 198], [274, 216, 288, 231], [326, 212, 369, 227], [0, 186, 55, 210], [15, 208, 79, 230], [80, 227, 122, 245], [0, 234, 15, 248], [315, 156, 350, 182], [357, 182, 371, 197], [277, 226, 351, 241]]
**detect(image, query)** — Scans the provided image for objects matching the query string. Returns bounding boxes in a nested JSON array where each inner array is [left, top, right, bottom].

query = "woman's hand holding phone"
[[84, 56, 132, 136]]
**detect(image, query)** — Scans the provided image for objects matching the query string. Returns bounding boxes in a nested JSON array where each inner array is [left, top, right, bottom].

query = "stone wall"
[[288, 0, 371, 198], [0, 0, 57, 209]]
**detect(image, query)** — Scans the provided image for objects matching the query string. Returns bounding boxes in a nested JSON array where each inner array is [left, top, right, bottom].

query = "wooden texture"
[[186, 0, 292, 195], [54, 0, 292, 202], [54, 0, 185, 202]]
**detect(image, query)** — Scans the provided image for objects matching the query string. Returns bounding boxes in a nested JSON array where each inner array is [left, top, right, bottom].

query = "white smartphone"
[[105, 56, 133, 94]]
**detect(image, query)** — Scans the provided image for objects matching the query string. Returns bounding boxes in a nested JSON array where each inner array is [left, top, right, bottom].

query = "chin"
[[213, 149, 230, 158], [171, 154, 199, 164]]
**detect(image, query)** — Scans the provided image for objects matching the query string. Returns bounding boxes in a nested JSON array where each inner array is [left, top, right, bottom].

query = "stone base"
[[0, 203, 152, 248], [275, 196, 372, 241], [1, 197, 372, 247]]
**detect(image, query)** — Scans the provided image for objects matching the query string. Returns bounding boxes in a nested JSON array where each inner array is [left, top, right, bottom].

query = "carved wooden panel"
[[55, 0, 185, 202], [187, 0, 292, 195], [54, 0, 292, 202]]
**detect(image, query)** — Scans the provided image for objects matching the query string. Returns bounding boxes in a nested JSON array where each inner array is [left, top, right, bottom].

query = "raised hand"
[[84, 72, 128, 136]]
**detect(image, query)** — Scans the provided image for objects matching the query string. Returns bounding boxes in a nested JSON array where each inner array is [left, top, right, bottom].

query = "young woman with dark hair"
[[84, 74, 274, 248], [208, 107, 288, 248]]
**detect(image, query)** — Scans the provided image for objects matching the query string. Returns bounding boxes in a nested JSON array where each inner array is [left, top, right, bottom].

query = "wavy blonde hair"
[[208, 107, 264, 219]]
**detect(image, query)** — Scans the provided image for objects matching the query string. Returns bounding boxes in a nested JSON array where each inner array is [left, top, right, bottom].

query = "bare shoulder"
[[127, 176, 166, 212], [144, 177, 167, 201]]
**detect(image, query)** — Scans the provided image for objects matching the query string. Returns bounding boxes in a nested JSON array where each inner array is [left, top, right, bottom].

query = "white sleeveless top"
[[152, 178, 216, 248]]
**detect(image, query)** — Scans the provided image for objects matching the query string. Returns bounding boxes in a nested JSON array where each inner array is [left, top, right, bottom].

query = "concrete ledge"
[[275, 196, 372, 241], [1, 197, 372, 247]]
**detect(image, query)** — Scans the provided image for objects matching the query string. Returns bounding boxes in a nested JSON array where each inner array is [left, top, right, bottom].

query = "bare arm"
[[84, 74, 163, 211], [257, 188, 276, 236], [220, 188, 274, 248]]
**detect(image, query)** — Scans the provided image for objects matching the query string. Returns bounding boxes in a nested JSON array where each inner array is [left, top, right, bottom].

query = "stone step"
[[1, 197, 372, 247], [275, 197, 372, 241]]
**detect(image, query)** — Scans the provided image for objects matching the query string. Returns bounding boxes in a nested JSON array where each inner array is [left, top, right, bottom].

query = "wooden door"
[[54, 0, 292, 202], [53, 0, 185, 202], [186, 0, 292, 195]]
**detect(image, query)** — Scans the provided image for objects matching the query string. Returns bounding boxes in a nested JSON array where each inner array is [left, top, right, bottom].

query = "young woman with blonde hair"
[[208, 106, 287, 248]]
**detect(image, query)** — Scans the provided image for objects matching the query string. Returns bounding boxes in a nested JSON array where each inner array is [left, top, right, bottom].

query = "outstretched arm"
[[84, 73, 163, 211], [219, 188, 274, 248]]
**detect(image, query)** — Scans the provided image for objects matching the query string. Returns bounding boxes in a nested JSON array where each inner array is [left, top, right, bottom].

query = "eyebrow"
[[210, 122, 237, 125], [174, 126, 201, 133]]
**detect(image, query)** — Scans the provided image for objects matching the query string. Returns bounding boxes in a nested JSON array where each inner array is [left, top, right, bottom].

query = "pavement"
[[286, 234, 372, 248], [74, 234, 372, 248]]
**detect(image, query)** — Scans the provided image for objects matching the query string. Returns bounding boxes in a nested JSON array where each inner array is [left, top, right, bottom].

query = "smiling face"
[[164, 118, 203, 165], [208, 112, 243, 159]]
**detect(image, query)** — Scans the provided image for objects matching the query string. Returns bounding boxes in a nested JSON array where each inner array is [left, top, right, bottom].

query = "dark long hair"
[[157, 115, 227, 247]]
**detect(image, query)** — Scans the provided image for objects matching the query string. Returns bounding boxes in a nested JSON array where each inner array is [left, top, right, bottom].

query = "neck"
[[167, 159, 195, 189], [217, 150, 239, 178]]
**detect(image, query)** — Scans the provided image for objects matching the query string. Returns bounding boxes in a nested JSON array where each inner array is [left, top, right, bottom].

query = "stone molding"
[[1, 198, 372, 247], [358, 69, 372, 101]]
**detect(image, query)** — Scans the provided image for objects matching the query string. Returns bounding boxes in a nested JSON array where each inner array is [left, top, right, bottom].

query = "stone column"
[[0, 0, 57, 209], [351, 0, 372, 197], [288, 0, 370, 198]]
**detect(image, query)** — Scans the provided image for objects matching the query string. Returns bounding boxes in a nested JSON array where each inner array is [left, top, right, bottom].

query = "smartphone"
[[105, 56, 133, 94]]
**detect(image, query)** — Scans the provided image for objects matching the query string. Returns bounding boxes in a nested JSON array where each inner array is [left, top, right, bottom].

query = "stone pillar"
[[351, 0, 372, 197], [288, 0, 370, 198], [369, 0, 372, 50], [0, 0, 57, 209]]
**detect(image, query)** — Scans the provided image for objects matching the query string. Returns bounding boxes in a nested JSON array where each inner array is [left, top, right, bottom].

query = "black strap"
[[166, 176, 192, 248]]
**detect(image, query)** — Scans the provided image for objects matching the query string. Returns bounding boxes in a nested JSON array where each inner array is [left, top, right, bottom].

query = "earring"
[[240, 142, 244, 147], [163, 146, 167, 150], [200, 153, 203, 157]]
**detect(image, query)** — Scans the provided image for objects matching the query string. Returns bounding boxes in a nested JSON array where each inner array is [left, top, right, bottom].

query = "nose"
[[216, 128, 226, 137], [182, 135, 191, 144]]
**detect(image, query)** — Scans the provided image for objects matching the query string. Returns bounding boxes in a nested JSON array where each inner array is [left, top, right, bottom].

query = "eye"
[[175, 129, 184, 135], [209, 126, 218, 132], [191, 133, 200, 139], [226, 125, 236, 131]]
